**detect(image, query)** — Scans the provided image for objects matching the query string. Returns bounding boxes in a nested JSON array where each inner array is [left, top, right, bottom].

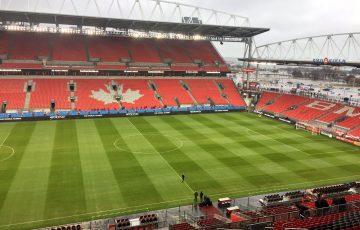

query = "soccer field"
[[0, 112, 359, 229]]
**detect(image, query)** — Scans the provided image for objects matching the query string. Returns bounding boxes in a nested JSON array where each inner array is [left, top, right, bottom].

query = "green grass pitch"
[[0, 112, 359, 229]]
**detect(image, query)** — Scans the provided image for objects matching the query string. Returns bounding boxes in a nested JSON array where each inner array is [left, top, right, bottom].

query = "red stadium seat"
[[282, 99, 341, 122], [184, 79, 228, 105], [10, 32, 51, 60], [0, 79, 27, 109], [262, 93, 309, 114], [52, 35, 87, 62], [256, 91, 280, 109], [30, 79, 71, 109], [88, 36, 130, 62], [152, 79, 194, 106]]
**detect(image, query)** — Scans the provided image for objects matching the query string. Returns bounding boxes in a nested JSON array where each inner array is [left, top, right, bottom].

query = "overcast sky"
[[167, 0, 360, 57]]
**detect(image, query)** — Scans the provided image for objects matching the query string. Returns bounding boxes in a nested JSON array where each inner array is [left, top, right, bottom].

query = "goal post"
[[295, 122, 320, 135]]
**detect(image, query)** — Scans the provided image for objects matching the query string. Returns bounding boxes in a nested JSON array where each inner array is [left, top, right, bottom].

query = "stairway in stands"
[[148, 80, 165, 107], [23, 81, 32, 111], [180, 80, 199, 105], [214, 80, 231, 105]]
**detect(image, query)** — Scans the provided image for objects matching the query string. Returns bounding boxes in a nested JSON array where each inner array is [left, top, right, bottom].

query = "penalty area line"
[[0, 133, 10, 146]]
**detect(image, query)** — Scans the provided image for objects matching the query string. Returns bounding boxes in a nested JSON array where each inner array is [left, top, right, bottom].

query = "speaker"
[[27, 85, 32, 92], [69, 84, 75, 91]]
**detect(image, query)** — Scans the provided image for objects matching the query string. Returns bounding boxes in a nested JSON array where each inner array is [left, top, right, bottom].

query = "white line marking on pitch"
[[125, 118, 194, 194], [0, 133, 15, 162], [1, 174, 360, 228], [0, 133, 10, 146]]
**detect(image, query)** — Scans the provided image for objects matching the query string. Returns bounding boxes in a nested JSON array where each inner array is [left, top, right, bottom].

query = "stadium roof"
[[0, 10, 269, 39]]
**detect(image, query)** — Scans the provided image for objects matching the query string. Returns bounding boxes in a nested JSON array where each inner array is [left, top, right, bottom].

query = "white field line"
[[0, 197, 192, 228], [0, 133, 15, 162], [1, 174, 360, 228], [0, 133, 10, 146], [125, 118, 194, 193]]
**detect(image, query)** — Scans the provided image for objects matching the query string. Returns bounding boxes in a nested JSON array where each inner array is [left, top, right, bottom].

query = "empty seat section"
[[114, 79, 161, 109], [52, 35, 87, 61], [0, 63, 43, 69], [0, 31, 10, 56], [348, 127, 360, 138], [75, 79, 119, 111], [29, 79, 70, 109], [262, 94, 308, 114], [128, 39, 161, 63], [317, 105, 351, 123], [88, 36, 130, 62], [336, 116, 360, 129], [185, 41, 224, 64], [157, 40, 192, 63], [152, 79, 193, 106], [216, 79, 246, 106], [282, 99, 340, 122], [10, 32, 50, 60], [185, 79, 227, 105], [256, 91, 279, 109], [0, 79, 26, 109]]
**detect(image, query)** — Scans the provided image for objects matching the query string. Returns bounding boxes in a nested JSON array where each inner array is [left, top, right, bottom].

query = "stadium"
[[0, 0, 359, 229]]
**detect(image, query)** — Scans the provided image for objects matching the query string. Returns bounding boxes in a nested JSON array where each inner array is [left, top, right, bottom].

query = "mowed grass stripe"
[[111, 118, 193, 201], [44, 120, 87, 219], [76, 119, 125, 212], [241, 113, 358, 152], [94, 118, 163, 206], [161, 115, 273, 187], [186, 114, 308, 185], [130, 116, 227, 194], [0, 121, 56, 225], [0, 122, 36, 212], [218, 113, 359, 181], [149, 116, 251, 194], [219, 114, 338, 177]]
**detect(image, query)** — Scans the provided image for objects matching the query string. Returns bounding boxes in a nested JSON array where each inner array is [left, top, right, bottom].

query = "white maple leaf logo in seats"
[[90, 84, 144, 104]]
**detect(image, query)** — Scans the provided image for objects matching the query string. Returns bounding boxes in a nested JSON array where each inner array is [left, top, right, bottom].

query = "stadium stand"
[[169, 222, 195, 230], [0, 31, 9, 57], [0, 62, 43, 69], [185, 41, 225, 65], [347, 127, 360, 139], [282, 99, 340, 122], [255, 91, 280, 109], [216, 79, 246, 106], [151, 79, 194, 106], [274, 211, 360, 230], [29, 79, 71, 109], [317, 105, 360, 124], [0, 79, 27, 109], [156, 40, 193, 63], [127, 39, 162, 63], [114, 79, 162, 109], [0, 31, 228, 71], [184, 79, 228, 105], [74, 79, 120, 111], [10, 32, 51, 60], [87, 36, 130, 62], [0, 78, 244, 111], [261, 93, 309, 114], [52, 35, 87, 62], [336, 116, 360, 129]]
